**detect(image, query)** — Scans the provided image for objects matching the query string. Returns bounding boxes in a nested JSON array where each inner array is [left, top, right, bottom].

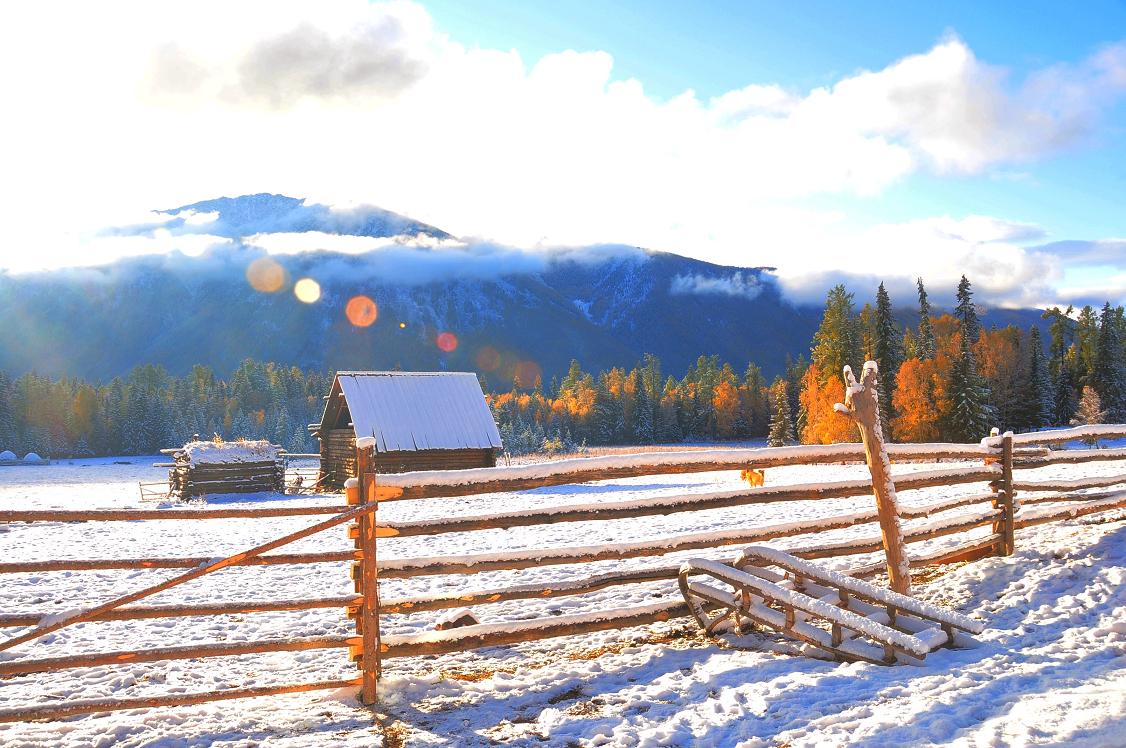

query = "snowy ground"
[[1, 454, 1125, 746]]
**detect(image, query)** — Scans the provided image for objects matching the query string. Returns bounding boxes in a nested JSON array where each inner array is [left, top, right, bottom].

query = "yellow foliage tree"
[[799, 364, 855, 444]]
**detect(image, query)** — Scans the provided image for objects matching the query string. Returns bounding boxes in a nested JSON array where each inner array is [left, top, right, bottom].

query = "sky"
[[0, 0, 1125, 308]]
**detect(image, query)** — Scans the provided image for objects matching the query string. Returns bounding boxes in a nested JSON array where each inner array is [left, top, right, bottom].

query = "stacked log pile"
[[168, 440, 284, 499]]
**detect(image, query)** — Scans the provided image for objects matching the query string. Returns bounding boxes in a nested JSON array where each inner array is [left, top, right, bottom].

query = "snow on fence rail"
[[3, 428, 1126, 723]]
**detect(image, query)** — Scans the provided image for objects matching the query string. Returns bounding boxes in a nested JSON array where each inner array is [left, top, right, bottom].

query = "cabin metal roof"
[[326, 371, 502, 453]]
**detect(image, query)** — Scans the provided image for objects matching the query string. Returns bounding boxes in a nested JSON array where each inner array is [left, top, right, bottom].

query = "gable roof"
[[328, 371, 502, 453]]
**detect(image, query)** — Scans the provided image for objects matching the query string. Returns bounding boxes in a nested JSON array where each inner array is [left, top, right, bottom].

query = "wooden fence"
[[2, 425, 1126, 722]]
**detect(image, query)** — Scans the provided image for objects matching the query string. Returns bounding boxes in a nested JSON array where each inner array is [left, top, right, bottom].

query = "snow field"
[[0, 454, 1124, 745]]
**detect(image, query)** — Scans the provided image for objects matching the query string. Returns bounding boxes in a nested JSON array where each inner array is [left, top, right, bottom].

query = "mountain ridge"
[[0, 194, 1044, 385]]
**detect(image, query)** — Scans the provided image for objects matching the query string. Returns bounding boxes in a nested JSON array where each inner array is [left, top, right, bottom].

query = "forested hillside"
[[1, 275, 1122, 459]]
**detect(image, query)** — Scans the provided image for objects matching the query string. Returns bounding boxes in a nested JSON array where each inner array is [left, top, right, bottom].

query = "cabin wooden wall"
[[320, 429, 358, 488], [319, 428, 497, 488]]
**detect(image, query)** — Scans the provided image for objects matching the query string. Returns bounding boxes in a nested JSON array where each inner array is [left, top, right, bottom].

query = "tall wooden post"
[[990, 432, 1016, 556], [835, 362, 911, 594], [348, 444, 381, 704]]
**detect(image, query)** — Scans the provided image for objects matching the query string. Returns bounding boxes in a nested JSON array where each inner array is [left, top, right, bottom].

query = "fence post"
[[836, 362, 911, 595], [991, 432, 1016, 556], [348, 444, 381, 705]]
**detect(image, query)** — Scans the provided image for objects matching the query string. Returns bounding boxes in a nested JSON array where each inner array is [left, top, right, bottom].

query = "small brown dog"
[[740, 468, 765, 487]]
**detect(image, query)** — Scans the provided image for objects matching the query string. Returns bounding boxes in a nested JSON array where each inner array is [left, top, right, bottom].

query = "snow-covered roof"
[[329, 371, 502, 453], [180, 440, 281, 465], [0, 450, 16, 461], [22, 453, 41, 462]]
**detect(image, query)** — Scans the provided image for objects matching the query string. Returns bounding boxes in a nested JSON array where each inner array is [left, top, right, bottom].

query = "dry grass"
[[379, 719, 410, 748]]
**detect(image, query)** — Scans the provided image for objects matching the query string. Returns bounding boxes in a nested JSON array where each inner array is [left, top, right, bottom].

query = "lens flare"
[[475, 346, 501, 371], [436, 332, 458, 352], [515, 360, 542, 388], [399, 322, 407, 329], [294, 278, 321, 303], [246, 257, 286, 293], [345, 295, 378, 327]]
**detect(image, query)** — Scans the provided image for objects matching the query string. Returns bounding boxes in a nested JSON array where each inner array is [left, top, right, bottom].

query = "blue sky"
[[0, 0, 1124, 307], [424, 0, 1126, 238]]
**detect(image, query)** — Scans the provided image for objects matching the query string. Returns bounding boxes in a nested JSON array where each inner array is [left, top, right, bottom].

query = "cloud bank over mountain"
[[0, 2, 1123, 306]]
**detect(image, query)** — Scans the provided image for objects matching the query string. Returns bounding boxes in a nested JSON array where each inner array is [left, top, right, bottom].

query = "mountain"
[[0, 194, 1043, 386]]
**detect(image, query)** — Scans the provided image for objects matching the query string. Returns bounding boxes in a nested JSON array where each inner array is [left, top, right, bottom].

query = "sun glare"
[[436, 331, 458, 352], [246, 258, 286, 293], [345, 295, 378, 327], [476, 346, 501, 371], [293, 278, 321, 303]]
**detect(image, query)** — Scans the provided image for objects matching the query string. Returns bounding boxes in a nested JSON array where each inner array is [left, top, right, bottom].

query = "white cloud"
[[670, 272, 764, 300], [0, 2, 1123, 306], [767, 215, 1065, 307], [244, 230, 461, 255]]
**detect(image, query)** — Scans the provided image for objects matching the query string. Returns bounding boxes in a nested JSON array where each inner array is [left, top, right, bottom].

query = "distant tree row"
[[493, 276, 1126, 452], [0, 361, 327, 458], [489, 353, 778, 454], [797, 276, 1126, 444]]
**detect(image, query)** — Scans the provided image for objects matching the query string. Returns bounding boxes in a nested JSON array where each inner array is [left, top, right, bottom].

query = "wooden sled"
[[679, 546, 983, 665]]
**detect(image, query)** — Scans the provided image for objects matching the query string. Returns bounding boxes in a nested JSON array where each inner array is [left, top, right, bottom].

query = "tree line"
[[1, 276, 1123, 458], [0, 361, 328, 458], [492, 276, 1125, 452]]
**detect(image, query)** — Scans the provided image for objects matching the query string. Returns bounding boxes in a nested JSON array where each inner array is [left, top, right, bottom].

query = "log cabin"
[[314, 371, 503, 488]]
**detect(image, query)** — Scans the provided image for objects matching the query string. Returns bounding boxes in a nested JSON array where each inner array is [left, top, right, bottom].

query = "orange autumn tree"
[[891, 313, 958, 441], [799, 364, 856, 443], [712, 379, 741, 439], [890, 357, 943, 441]]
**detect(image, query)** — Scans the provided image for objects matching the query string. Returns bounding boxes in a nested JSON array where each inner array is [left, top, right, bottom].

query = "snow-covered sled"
[[678, 546, 983, 665]]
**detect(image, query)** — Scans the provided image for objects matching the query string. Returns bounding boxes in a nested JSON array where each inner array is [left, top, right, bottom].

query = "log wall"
[[319, 427, 496, 489], [170, 460, 284, 499]]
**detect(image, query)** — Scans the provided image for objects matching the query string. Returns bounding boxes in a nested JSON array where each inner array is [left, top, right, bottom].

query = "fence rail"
[[2, 423, 1125, 723]]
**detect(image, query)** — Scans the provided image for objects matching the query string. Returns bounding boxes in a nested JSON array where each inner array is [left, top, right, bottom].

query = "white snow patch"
[[180, 440, 280, 465]]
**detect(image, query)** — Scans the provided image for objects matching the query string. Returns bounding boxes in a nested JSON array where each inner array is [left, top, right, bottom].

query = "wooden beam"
[[1013, 447, 1126, 468], [835, 362, 911, 594], [995, 433, 1016, 555], [1012, 474, 1126, 492], [0, 678, 361, 724], [0, 505, 352, 523], [1006, 425, 1126, 446], [355, 445, 381, 705], [0, 596, 359, 628], [0, 550, 356, 575], [0, 635, 355, 677]]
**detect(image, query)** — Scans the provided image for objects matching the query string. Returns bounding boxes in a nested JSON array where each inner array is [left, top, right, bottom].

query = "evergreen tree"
[[0, 371, 14, 450], [591, 377, 624, 444], [1075, 305, 1100, 386], [1022, 326, 1052, 430], [785, 355, 808, 439], [954, 275, 981, 345], [873, 282, 900, 436], [767, 377, 796, 447], [945, 333, 995, 442], [634, 374, 655, 443], [1093, 302, 1126, 421], [916, 277, 936, 360], [811, 285, 861, 381], [742, 363, 770, 437]]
